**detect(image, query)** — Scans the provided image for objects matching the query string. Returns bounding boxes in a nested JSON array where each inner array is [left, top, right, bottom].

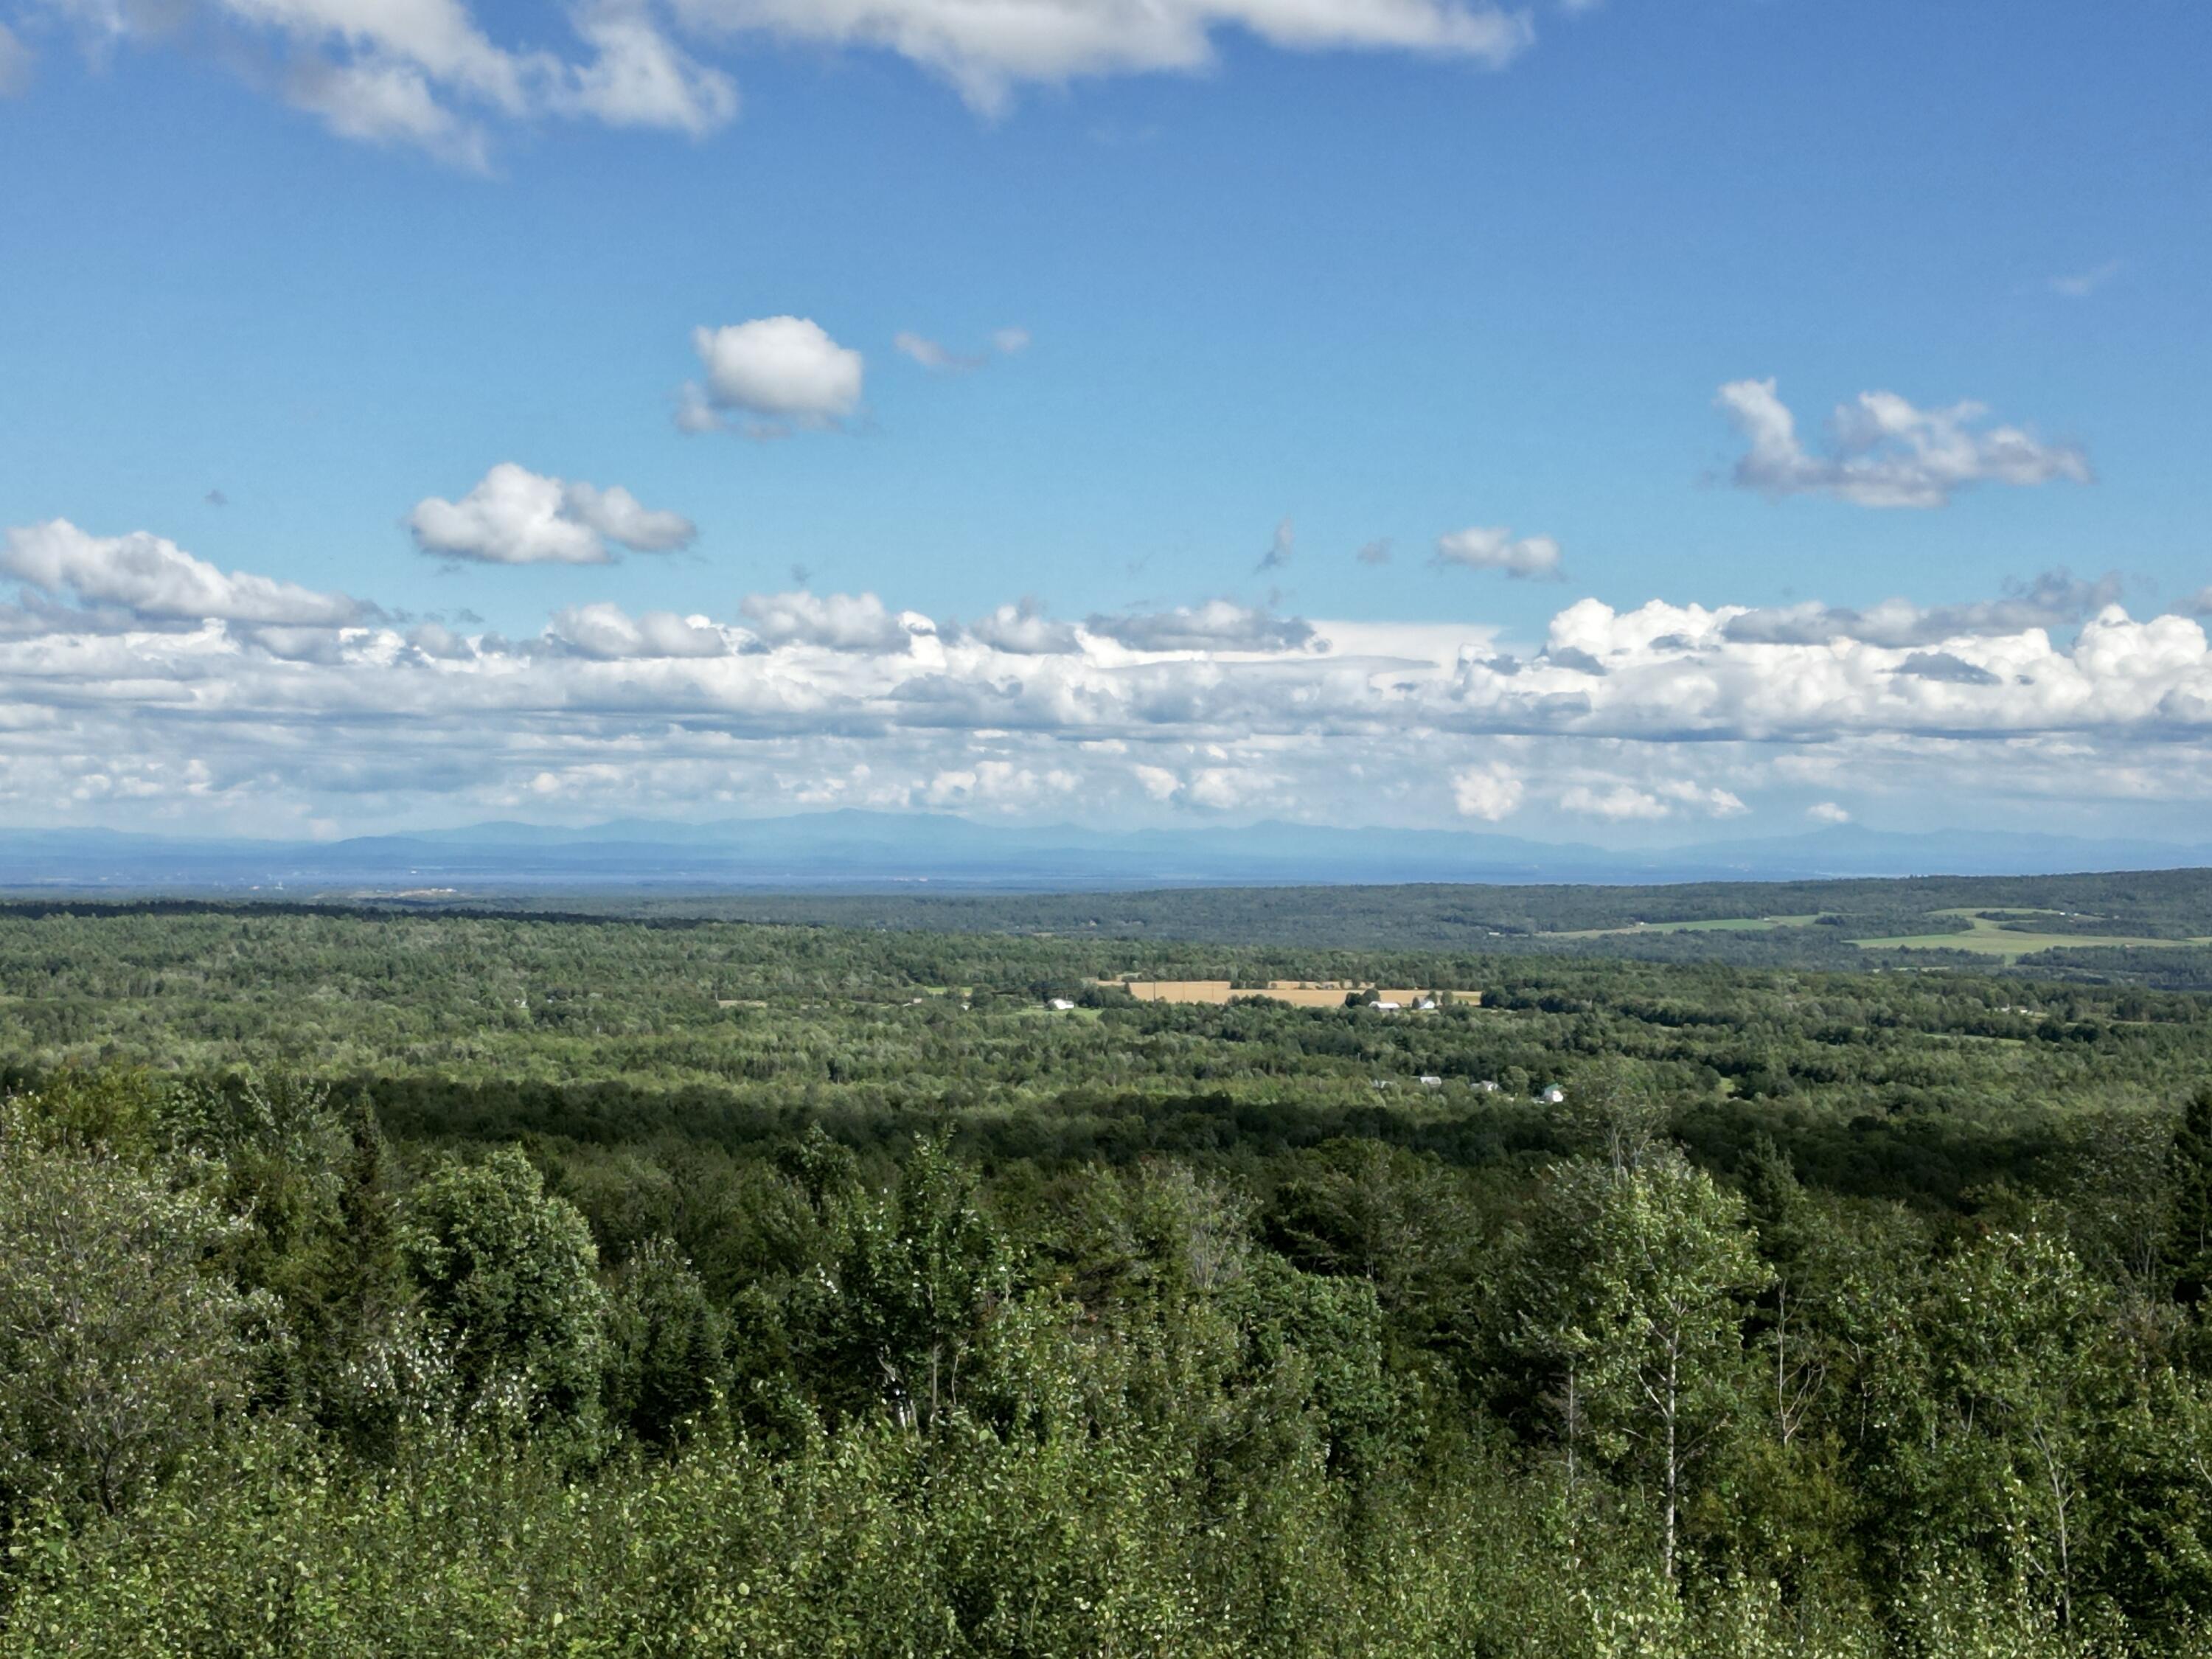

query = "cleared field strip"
[[1850, 912, 2212, 960], [1547, 914, 1825, 939], [1107, 980, 1466, 1008]]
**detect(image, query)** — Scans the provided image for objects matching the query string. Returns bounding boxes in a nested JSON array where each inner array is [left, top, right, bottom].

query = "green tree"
[[1509, 1148, 1770, 1582], [2166, 1087, 2212, 1307], [0, 1100, 268, 1523], [397, 1146, 606, 1432], [800, 1133, 1014, 1432], [602, 1237, 726, 1448]]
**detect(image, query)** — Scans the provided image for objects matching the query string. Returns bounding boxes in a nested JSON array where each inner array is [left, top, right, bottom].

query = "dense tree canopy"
[[2, 899, 2211, 1654]]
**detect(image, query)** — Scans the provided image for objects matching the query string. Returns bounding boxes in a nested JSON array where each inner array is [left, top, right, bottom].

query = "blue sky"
[[0, 0, 2208, 841]]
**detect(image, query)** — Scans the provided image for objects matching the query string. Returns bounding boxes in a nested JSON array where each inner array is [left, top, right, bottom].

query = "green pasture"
[[1852, 908, 2212, 961], [1549, 913, 1825, 939]]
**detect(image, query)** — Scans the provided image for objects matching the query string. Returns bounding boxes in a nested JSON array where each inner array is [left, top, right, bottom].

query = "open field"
[[1110, 978, 1452, 1007], [1852, 908, 2212, 961], [1547, 914, 1825, 939]]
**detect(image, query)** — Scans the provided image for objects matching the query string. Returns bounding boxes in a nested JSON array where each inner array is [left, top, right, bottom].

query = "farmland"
[[1107, 978, 1455, 1007]]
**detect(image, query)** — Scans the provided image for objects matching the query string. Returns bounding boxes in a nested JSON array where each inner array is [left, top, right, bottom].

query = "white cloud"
[[1556, 779, 1743, 822], [1724, 571, 2124, 647], [2051, 260, 2121, 299], [32, 0, 738, 164], [664, 0, 1533, 113], [740, 589, 913, 652], [1133, 763, 1181, 801], [408, 464, 697, 564], [408, 622, 476, 660], [1185, 765, 1268, 812], [1356, 538, 1392, 566], [1658, 779, 1747, 818], [0, 21, 34, 94], [8, 536, 2212, 836], [562, 1, 738, 135], [921, 759, 1077, 808], [1257, 517, 1294, 572], [2182, 587, 2212, 618], [1433, 526, 1562, 580], [1807, 801, 1851, 824], [1452, 762, 1522, 821], [284, 54, 494, 169], [894, 331, 981, 372], [1085, 599, 1316, 653], [1, 520, 364, 625], [549, 602, 728, 658], [964, 598, 1080, 655], [30, 0, 1561, 162], [894, 324, 1030, 372], [1717, 378, 2092, 509], [681, 317, 863, 435], [1559, 783, 1669, 821]]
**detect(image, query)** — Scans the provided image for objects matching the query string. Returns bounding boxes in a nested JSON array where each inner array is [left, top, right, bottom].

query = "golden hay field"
[[1105, 980, 1472, 1009]]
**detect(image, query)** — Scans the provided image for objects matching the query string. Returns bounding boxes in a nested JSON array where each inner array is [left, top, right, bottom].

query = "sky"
[[0, 0, 2208, 844]]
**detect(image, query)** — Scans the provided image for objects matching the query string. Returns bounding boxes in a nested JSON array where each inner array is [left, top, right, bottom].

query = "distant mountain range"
[[0, 813, 2205, 896]]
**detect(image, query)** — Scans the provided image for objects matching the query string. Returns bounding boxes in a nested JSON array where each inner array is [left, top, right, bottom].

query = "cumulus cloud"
[[1808, 801, 1851, 824], [1559, 779, 1745, 822], [963, 598, 1081, 655], [8, 535, 2212, 835], [1559, 783, 1669, 821], [680, 317, 863, 435], [1085, 600, 1316, 653], [1725, 571, 2124, 648], [921, 759, 1077, 809], [1717, 378, 2092, 509], [740, 589, 914, 652], [1433, 526, 1563, 580], [664, 0, 1532, 113], [1, 520, 366, 626], [408, 464, 696, 564], [549, 602, 728, 659], [1452, 762, 1523, 821], [408, 622, 476, 660], [1896, 650, 2001, 687]]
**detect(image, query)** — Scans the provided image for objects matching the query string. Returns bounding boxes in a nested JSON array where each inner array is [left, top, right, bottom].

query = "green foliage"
[[0, 1099, 268, 1526], [602, 1237, 726, 1448], [3, 903, 2212, 1650], [397, 1146, 608, 1433]]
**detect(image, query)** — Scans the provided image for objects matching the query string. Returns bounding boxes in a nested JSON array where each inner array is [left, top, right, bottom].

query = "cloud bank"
[[4, 522, 2212, 837]]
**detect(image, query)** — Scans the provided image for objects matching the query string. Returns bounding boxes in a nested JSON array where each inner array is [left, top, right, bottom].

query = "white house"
[[1048, 998, 1077, 1011], [1418, 1074, 1444, 1088]]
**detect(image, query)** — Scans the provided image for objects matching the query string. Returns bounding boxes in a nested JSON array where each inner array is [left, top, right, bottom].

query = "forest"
[[4, 896, 2212, 1655], [326, 866, 2212, 989]]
